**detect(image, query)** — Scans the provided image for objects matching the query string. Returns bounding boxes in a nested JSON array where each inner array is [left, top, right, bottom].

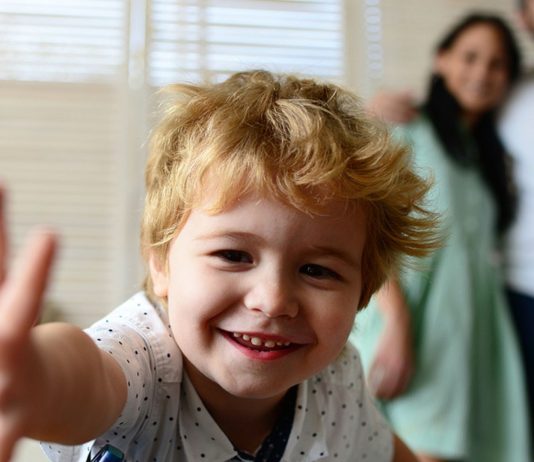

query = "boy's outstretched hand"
[[0, 187, 57, 462]]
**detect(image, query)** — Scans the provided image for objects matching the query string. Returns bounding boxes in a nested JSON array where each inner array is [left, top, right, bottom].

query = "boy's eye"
[[215, 250, 253, 263], [300, 263, 341, 280]]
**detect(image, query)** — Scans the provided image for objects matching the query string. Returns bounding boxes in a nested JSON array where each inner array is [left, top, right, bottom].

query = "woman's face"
[[436, 23, 510, 121]]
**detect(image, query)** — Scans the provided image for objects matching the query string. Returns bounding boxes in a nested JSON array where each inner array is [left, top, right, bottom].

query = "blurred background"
[[1, 1, 533, 460]]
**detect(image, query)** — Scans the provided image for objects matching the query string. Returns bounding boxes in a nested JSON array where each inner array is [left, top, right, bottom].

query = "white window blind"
[[0, 1, 129, 326], [148, 0, 345, 86], [0, 0, 125, 82]]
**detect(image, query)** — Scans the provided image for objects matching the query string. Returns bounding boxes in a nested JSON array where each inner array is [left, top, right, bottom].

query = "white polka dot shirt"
[[42, 292, 393, 462]]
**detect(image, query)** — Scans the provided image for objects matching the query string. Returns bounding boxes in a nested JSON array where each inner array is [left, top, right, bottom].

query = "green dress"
[[351, 116, 530, 461]]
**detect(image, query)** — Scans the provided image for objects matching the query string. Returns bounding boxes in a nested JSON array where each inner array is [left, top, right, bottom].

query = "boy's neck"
[[207, 390, 289, 454], [184, 360, 291, 454]]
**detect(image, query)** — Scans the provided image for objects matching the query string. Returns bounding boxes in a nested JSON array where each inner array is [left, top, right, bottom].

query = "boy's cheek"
[[319, 306, 358, 342]]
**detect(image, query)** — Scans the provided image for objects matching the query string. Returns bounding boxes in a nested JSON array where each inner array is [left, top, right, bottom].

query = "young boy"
[[0, 70, 437, 462]]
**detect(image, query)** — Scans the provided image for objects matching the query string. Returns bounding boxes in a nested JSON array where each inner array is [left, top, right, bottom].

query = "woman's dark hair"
[[422, 13, 521, 233]]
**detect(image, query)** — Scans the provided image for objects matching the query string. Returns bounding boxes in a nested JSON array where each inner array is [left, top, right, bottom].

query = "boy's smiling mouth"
[[219, 329, 302, 359]]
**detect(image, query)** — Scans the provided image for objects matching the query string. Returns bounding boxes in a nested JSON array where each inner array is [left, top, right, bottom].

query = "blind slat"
[[148, 0, 344, 86]]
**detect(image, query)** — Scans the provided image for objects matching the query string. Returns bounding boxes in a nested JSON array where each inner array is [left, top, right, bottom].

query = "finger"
[[0, 230, 57, 336], [368, 363, 395, 399], [402, 106, 419, 122], [387, 360, 414, 398], [370, 359, 408, 399], [398, 90, 415, 102], [0, 418, 21, 462], [0, 186, 7, 285], [388, 101, 417, 124], [0, 436, 16, 462], [368, 364, 385, 394], [389, 110, 411, 125], [397, 364, 414, 394]]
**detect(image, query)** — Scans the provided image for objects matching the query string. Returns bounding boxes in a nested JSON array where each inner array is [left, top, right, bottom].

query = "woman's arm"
[[368, 278, 415, 399], [366, 89, 419, 124]]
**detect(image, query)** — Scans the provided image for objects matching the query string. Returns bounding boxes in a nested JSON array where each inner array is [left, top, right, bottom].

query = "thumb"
[[0, 417, 23, 462], [399, 89, 417, 104], [368, 364, 386, 395]]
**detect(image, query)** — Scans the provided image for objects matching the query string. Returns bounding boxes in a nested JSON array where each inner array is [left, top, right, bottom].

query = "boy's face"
[[150, 191, 366, 406]]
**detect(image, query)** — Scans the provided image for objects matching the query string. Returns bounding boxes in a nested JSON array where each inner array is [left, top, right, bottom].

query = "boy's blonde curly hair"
[[142, 70, 438, 309]]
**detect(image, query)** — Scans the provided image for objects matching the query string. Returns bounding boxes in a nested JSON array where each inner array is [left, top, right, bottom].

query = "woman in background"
[[352, 13, 530, 462]]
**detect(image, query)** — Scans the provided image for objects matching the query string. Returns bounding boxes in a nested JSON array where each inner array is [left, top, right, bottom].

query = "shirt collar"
[[282, 377, 329, 461], [179, 373, 240, 462], [178, 373, 331, 462]]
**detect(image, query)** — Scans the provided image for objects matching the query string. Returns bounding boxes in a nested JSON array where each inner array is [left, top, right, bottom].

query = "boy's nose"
[[243, 276, 299, 318]]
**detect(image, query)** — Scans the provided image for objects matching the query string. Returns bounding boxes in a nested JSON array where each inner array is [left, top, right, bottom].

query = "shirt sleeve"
[[41, 299, 165, 461], [85, 318, 156, 436]]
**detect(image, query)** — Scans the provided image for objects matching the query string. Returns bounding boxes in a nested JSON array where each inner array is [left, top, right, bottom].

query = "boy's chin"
[[186, 359, 295, 404], [214, 374, 295, 402]]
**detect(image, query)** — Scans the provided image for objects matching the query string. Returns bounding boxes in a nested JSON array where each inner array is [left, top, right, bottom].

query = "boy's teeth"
[[231, 332, 290, 348]]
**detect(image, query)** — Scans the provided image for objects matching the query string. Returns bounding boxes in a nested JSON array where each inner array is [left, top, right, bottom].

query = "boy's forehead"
[[195, 174, 362, 216], [184, 199, 367, 252], [196, 187, 360, 220]]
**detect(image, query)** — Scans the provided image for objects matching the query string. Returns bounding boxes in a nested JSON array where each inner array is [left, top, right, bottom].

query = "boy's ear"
[[148, 252, 169, 297]]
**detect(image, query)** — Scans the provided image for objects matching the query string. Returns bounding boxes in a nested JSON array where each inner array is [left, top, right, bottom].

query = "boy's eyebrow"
[[194, 230, 264, 244]]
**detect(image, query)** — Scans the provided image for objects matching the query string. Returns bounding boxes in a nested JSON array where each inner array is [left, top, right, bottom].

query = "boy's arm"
[[392, 435, 418, 462], [0, 189, 127, 462], [367, 278, 414, 399], [25, 322, 127, 443]]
